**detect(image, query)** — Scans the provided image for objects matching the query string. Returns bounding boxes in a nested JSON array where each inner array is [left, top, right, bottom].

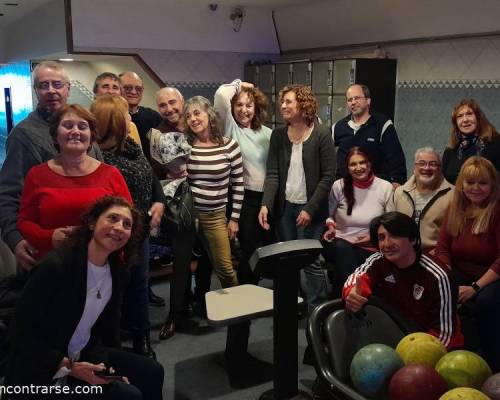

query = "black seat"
[[307, 298, 416, 400]]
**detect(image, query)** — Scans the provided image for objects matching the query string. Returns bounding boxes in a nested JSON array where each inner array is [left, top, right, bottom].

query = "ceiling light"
[[59, 58, 74, 62]]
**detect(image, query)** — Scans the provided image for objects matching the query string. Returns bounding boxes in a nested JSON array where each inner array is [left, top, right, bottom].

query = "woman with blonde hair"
[[91, 95, 165, 360], [443, 99, 500, 184], [436, 156, 500, 372]]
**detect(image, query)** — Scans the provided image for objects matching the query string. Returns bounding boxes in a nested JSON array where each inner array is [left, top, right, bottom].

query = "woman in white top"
[[323, 146, 394, 297], [214, 79, 273, 285]]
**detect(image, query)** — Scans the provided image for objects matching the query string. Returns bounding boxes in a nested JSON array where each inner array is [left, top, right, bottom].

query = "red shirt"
[[343, 252, 463, 349], [436, 203, 500, 281], [18, 162, 132, 259]]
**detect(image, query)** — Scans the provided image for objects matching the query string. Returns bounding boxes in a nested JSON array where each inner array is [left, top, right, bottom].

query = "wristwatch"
[[471, 282, 481, 293]]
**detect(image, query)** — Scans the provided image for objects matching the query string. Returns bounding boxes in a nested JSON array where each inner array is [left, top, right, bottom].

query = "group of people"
[[0, 59, 498, 398]]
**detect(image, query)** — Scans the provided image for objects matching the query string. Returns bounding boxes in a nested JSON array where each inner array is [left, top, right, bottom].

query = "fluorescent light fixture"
[[58, 58, 74, 62]]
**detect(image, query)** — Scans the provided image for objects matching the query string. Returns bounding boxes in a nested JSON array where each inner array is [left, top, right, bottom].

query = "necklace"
[[88, 263, 107, 299]]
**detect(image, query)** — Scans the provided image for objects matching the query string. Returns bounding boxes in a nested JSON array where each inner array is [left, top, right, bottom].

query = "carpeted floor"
[[144, 276, 318, 400]]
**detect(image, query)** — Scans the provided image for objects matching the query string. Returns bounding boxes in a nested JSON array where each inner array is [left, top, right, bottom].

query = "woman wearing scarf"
[[322, 146, 394, 297], [442, 99, 500, 184]]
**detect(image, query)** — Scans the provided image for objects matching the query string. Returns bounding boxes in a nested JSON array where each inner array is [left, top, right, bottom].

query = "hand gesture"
[[258, 206, 270, 230], [296, 210, 311, 227], [52, 226, 75, 248], [345, 276, 368, 313], [323, 222, 336, 242]]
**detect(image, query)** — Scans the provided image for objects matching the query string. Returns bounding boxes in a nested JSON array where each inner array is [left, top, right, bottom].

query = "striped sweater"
[[187, 138, 244, 221], [342, 252, 463, 349]]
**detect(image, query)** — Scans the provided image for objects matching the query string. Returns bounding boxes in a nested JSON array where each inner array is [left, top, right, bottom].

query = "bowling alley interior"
[[0, 0, 499, 399]]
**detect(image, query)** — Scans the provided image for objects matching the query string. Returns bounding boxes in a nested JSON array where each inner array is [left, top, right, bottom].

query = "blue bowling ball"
[[350, 343, 404, 397]]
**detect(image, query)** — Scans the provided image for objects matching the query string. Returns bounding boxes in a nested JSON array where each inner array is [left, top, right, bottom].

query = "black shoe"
[[132, 336, 157, 360], [159, 318, 175, 340], [149, 288, 165, 307]]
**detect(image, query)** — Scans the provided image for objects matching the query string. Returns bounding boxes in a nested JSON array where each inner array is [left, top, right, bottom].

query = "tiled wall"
[[389, 36, 500, 174]]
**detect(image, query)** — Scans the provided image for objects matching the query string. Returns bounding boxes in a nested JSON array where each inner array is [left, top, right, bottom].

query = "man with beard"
[[332, 84, 406, 188], [393, 147, 454, 252], [0, 61, 101, 271]]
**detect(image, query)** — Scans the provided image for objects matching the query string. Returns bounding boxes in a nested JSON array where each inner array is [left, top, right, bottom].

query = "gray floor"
[[145, 275, 318, 400]]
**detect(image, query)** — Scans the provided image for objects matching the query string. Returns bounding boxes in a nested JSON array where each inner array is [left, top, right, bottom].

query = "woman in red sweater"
[[436, 156, 500, 372], [17, 104, 132, 260]]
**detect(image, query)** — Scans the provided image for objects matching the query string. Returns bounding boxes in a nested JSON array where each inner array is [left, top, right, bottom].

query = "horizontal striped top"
[[187, 138, 244, 221]]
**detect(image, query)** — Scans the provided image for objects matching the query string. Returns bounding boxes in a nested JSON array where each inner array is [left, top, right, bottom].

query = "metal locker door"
[[275, 63, 291, 93], [312, 61, 333, 95], [244, 65, 259, 86], [264, 92, 274, 129], [333, 60, 356, 95], [259, 64, 274, 93], [275, 94, 283, 124], [316, 94, 332, 127], [292, 62, 311, 85], [332, 94, 349, 124]]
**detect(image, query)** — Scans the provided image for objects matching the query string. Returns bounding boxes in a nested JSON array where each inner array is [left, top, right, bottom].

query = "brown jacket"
[[393, 176, 454, 250]]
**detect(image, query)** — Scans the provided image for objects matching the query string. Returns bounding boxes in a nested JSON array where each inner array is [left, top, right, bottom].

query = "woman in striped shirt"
[[184, 96, 244, 288]]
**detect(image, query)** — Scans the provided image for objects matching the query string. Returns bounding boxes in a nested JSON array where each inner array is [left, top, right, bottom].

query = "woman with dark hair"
[[443, 98, 500, 184], [17, 104, 132, 260], [6, 196, 164, 399], [258, 84, 335, 307], [322, 146, 393, 297], [214, 80, 273, 285], [90, 95, 165, 359], [436, 156, 500, 372]]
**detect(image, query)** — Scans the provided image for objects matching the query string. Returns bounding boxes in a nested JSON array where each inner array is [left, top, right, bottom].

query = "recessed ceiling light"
[[59, 58, 74, 62]]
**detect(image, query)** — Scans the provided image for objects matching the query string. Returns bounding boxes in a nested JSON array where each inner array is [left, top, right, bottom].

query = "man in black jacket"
[[332, 84, 406, 188]]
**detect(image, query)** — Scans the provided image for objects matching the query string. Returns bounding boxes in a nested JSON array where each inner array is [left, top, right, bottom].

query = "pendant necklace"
[[88, 265, 103, 299]]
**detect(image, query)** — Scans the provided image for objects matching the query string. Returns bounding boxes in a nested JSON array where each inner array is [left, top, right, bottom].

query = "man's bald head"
[[119, 71, 144, 109], [156, 87, 184, 128]]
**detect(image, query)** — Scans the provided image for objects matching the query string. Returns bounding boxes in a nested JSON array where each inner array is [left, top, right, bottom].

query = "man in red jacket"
[[343, 211, 463, 349]]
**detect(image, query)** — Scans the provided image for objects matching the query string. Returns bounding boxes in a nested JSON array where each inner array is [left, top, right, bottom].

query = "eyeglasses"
[[122, 85, 144, 93], [414, 161, 441, 168], [347, 96, 365, 103], [36, 81, 68, 90]]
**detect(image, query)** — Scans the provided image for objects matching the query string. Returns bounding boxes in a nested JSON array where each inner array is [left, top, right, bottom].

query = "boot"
[[132, 335, 156, 360]]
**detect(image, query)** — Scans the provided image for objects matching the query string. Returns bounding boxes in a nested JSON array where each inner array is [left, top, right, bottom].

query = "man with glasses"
[[332, 84, 406, 188], [93, 72, 142, 148], [393, 147, 453, 252], [119, 71, 162, 161], [0, 61, 101, 271]]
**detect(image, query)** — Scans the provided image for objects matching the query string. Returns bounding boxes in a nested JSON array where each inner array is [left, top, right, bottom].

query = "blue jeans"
[[278, 201, 328, 308], [125, 239, 151, 337]]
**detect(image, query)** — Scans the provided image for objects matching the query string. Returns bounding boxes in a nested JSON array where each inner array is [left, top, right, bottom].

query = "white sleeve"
[[214, 79, 241, 135]]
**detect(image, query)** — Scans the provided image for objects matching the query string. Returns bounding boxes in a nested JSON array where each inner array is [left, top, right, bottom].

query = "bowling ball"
[[389, 364, 448, 400], [436, 350, 492, 389], [350, 343, 404, 397], [396, 332, 447, 367], [439, 387, 489, 399], [482, 372, 500, 399]]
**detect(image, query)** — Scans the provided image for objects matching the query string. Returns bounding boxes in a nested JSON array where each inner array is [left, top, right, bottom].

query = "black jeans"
[[170, 228, 196, 314], [322, 238, 374, 298]]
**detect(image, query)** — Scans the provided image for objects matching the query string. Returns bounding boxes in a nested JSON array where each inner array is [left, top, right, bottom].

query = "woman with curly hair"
[[258, 84, 335, 308], [436, 156, 500, 371], [443, 98, 500, 184], [214, 80, 273, 285]]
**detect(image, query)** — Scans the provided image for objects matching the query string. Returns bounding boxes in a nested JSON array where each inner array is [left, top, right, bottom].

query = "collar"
[[353, 173, 375, 189]]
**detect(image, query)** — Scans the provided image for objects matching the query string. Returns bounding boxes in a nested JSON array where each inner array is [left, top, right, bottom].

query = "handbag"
[[162, 180, 196, 236]]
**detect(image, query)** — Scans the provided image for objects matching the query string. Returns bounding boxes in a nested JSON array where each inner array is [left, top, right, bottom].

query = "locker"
[[316, 95, 332, 127], [332, 95, 349, 125], [292, 62, 311, 85], [275, 63, 291, 93], [244, 64, 259, 86], [312, 61, 333, 95], [332, 59, 356, 95], [259, 64, 274, 93]]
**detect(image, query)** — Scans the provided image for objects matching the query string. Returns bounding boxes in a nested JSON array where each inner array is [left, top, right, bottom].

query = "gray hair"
[[183, 96, 223, 145], [93, 72, 119, 94], [156, 87, 184, 103], [414, 146, 441, 163], [32, 61, 69, 88]]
